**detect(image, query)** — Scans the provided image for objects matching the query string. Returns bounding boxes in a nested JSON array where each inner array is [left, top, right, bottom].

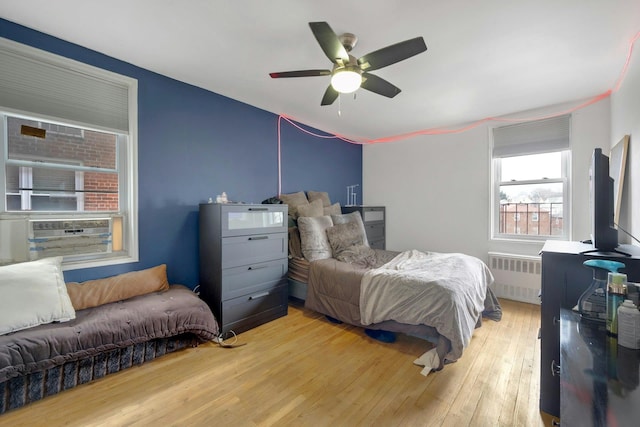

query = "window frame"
[[491, 122, 571, 242], [0, 38, 138, 270]]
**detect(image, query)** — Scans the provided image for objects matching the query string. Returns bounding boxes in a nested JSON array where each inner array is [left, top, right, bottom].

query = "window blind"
[[492, 115, 571, 158], [0, 38, 131, 133]]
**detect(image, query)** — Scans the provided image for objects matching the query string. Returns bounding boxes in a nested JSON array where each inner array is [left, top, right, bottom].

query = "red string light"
[[276, 30, 640, 193]]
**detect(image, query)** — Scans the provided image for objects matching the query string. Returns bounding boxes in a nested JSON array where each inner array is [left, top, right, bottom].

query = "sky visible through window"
[[501, 152, 561, 181], [500, 152, 563, 205]]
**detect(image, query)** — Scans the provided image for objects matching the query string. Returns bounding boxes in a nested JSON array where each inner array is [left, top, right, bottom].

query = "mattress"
[[0, 285, 219, 413]]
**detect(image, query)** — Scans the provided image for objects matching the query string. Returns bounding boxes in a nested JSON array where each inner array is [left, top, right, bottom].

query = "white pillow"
[[0, 257, 76, 335]]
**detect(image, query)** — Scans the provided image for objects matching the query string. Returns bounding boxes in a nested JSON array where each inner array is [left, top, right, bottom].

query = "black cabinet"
[[341, 206, 385, 249], [199, 203, 289, 335], [539, 240, 640, 417], [560, 309, 640, 426]]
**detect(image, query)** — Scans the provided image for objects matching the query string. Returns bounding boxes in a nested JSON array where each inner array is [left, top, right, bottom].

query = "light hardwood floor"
[[0, 298, 554, 427]]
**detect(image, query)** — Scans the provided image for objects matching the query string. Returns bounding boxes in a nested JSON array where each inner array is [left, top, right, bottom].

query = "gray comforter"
[[0, 285, 218, 383], [361, 250, 498, 362]]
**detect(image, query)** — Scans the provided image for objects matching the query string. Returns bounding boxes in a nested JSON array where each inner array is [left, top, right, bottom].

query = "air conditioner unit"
[[28, 218, 112, 260]]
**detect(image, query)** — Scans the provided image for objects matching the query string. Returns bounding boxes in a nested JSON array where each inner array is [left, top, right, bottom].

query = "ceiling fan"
[[269, 22, 427, 106]]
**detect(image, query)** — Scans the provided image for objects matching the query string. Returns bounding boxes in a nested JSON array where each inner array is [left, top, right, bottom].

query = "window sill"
[[61, 252, 139, 271]]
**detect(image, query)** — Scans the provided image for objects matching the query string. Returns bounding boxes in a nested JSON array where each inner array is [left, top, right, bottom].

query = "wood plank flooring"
[[0, 298, 554, 427]]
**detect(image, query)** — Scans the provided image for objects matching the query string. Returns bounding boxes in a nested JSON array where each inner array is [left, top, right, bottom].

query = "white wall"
[[363, 99, 611, 262], [611, 38, 640, 246]]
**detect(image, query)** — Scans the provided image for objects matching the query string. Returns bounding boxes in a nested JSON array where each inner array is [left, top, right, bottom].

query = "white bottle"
[[617, 299, 640, 350]]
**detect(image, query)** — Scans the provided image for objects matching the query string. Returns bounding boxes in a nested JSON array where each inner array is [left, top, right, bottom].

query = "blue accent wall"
[[0, 19, 362, 286]]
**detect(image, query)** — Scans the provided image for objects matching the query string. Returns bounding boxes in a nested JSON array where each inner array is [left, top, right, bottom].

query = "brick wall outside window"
[[7, 117, 119, 211]]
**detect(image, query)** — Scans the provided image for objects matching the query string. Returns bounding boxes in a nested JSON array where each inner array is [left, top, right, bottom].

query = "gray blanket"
[[360, 250, 499, 362], [0, 285, 218, 383]]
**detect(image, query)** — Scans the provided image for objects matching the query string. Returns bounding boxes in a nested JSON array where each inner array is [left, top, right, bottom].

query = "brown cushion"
[[297, 198, 324, 218], [288, 226, 304, 259], [323, 202, 341, 216], [66, 264, 170, 310], [280, 191, 309, 218], [307, 190, 331, 207]]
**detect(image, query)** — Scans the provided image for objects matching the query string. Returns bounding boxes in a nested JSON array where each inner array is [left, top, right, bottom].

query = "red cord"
[[275, 30, 640, 194]]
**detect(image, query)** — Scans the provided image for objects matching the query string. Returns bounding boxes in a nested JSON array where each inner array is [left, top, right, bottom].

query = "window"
[[0, 38, 138, 269], [492, 115, 570, 241]]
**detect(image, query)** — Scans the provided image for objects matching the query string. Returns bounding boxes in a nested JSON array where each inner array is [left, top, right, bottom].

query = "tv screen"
[[589, 148, 618, 251]]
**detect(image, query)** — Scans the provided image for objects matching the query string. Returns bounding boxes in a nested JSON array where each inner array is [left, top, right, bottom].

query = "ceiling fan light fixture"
[[330, 66, 362, 94]]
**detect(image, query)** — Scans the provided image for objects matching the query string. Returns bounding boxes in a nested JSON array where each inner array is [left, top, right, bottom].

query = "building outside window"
[[6, 116, 119, 213]]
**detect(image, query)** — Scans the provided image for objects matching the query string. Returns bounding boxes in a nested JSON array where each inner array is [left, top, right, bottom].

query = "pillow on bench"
[[0, 257, 75, 336], [66, 264, 170, 310]]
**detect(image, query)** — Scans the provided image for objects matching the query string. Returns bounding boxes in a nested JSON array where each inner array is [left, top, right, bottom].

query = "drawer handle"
[[249, 292, 269, 300], [551, 359, 561, 376], [249, 236, 268, 240], [552, 419, 560, 426], [248, 207, 268, 211], [248, 265, 268, 271], [553, 316, 559, 325]]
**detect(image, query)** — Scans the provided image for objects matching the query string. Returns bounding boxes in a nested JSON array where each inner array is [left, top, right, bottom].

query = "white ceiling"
[[1, 0, 639, 141]]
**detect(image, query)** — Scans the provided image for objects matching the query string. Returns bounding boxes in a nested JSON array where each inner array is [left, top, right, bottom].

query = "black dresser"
[[539, 240, 640, 418], [199, 203, 288, 335], [560, 309, 640, 426], [341, 205, 385, 249]]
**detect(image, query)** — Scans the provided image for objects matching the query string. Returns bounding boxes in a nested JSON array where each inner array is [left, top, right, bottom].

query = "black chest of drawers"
[[539, 240, 640, 418], [560, 309, 640, 426], [199, 203, 289, 335]]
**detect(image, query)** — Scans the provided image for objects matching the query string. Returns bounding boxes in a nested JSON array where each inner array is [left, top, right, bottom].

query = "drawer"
[[221, 284, 288, 333], [220, 205, 287, 237], [369, 238, 385, 250], [365, 223, 385, 242], [361, 207, 385, 223], [221, 232, 287, 268], [222, 259, 287, 300]]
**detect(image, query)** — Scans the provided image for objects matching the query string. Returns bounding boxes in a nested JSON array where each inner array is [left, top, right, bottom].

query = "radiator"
[[488, 252, 541, 305]]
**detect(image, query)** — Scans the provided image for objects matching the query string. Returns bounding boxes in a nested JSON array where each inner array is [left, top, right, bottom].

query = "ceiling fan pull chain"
[[338, 94, 342, 117]]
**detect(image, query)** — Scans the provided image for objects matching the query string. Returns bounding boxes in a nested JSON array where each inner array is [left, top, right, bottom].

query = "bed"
[[0, 259, 219, 414], [282, 191, 501, 373]]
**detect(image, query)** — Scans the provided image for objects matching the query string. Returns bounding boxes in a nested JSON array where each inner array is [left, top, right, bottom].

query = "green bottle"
[[607, 272, 627, 336]]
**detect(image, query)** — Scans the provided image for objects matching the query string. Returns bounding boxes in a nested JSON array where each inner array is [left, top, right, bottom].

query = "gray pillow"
[[297, 215, 333, 261], [331, 211, 369, 247], [326, 221, 365, 256], [335, 244, 377, 268]]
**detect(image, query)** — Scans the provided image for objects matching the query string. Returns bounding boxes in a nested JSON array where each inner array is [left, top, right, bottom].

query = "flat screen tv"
[[588, 148, 618, 252]]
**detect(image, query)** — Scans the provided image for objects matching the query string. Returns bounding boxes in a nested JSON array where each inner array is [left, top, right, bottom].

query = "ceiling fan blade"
[[309, 22, 349, 64], [360, 73, 401, 98], [269, 70, 331, 78], [321, 85, 339, 106], [358, 37, 427, 71]]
